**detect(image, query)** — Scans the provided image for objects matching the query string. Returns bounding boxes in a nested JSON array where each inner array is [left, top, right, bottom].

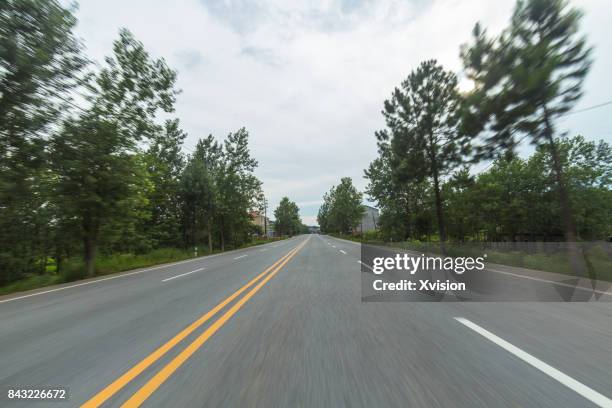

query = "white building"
[[355, 205, 379, 233]]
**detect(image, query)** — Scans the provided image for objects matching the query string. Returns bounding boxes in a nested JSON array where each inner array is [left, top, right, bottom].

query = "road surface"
[[1, 235, 611, 407]]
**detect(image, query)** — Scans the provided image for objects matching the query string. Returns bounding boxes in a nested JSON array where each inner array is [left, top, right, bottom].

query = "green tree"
[[51, 29, 178, 276], [145, 119, 187, 248], [0, 0, 86, 283], [317, 189, 333, 233], [180, 135, 222, 253], [319, 178, 363, 234], [215, 128, 263, 250], [461, 0, 592, 242], [382, 60, 468, 246], [274, 197, 301, 236]]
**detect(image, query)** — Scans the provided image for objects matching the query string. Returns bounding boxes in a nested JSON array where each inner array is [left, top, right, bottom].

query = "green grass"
[[0, 274, 61, 296], [367, 240, 612, 282], [0, 237, 288, 296]]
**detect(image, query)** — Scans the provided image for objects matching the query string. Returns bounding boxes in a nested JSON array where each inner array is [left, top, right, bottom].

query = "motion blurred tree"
[[0, 0, 86, 282], [51, 29, 179, 276], [274, 197, 301, 236], [461, 0, 592, 242], [145, 119, 187, 248], [382, 60, 468, 247], [180, 135, 221, 253]]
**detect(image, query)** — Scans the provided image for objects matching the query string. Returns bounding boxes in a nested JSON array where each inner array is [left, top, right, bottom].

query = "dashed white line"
[[234, 255, 248, 260], [455, 317, 612, 408], [339, 250, 347, 255], [358, 260, 373, 271], [0, 257, 213, 304], [260, 248, 268, 252], [331, 245, 336, 248], [162, 267, 205, 282]]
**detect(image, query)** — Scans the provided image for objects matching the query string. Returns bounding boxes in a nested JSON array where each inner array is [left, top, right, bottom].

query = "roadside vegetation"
[[319, 0, 611, 279], [274, 197, 307, 236], [0, 237, 286, 297], [0, 1, 281, 293], [317, 177, 364, 234]]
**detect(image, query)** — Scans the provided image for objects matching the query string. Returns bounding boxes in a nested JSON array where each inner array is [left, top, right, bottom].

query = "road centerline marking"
[[121, 237, 310, 407], [454, 317, 612, 408], [339, 250, 347, 255], [161, 268, 205, 282], [234, 255, 248, 260], [81, 243, 304, 408]]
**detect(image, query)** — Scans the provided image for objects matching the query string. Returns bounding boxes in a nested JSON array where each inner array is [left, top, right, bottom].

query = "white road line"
[[331, 245, 336, 248], [260, 248, 268, 252], [234, 255, 248, 260], [455, 317, 612, 408], [358, 260, 374, 271], [162, 268, 205, 282], [488, 268, 612, 297], [0, 257, 213, 304], [339, 250, 347, 255], [331, 236, 361, 246]]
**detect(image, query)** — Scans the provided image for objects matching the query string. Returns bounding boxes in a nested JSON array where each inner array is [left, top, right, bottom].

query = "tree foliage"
[[51, 29, 178, 276], [0, 3, 266, 285], [274, 197, 301, 236], [0, 0, 86, 283], [461, 0, 592, 241], [378, 60, 468, 244], [318, 178, 364, 234]]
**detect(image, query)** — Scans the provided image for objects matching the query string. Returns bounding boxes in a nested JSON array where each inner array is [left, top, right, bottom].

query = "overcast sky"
[[70, 0, 612, 226]]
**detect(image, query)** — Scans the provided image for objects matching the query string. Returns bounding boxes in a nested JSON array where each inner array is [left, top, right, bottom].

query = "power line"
[[562, 100, 612, 116]]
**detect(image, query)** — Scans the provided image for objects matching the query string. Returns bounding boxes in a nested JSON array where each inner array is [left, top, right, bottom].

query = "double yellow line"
[[82, 237, 309, 408]]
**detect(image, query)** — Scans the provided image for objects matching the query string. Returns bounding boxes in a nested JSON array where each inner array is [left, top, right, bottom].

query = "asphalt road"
[[1, 234, 611, 407]]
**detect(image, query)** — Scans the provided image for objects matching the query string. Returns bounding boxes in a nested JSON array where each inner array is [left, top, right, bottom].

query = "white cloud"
[[71, 0, 611, 223]]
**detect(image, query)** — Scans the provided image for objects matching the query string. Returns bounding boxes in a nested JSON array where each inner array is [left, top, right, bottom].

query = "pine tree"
[[383, 60, 468, 247], [462, 0, 592, 242]]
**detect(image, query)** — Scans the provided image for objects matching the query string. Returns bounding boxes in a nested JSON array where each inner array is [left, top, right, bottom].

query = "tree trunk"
[[543, 106, 587, 281], [542, 105, 575, 241], [55, 250, 63, 275], [430, 152, 447, 254], [547, 136, 576, 241], [220, 216, 225, 251], [207, 218, 212, 254], [83, 234, 96, 277], [82, 213, 97, 277], [432, 171, 446, 252]]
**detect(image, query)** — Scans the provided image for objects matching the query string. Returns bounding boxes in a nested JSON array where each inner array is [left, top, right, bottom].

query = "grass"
[[0, 274, 61, 296], [362, 239, 612, 282], [0, 236, 287, 297]]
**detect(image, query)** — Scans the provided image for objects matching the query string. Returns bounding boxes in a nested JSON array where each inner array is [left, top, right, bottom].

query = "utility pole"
[[263, 198, 268, 238]]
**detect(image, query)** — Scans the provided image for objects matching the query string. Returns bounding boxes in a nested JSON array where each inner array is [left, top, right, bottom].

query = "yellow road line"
[[81, 243, 302, 408], [121, 237, 309, 407]]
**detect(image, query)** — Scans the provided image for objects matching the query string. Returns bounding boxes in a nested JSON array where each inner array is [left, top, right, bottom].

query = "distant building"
[[266, 221, 275, 238], [354, 205, 379, 234], [307, 226, 320, 234], [249, 211, 272, 237]]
